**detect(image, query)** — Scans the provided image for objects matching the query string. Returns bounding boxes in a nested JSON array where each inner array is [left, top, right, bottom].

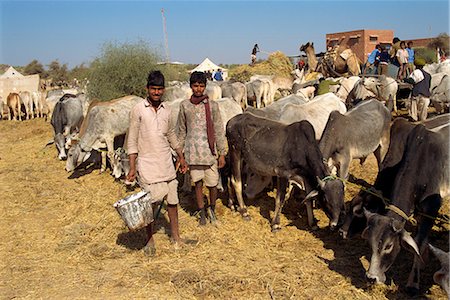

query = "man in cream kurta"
[[127, 70, 195, 256]]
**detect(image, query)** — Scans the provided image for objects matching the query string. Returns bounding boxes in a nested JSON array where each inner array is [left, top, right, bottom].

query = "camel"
[[300, 42, 361, 77], [300, 42, 318, 72]]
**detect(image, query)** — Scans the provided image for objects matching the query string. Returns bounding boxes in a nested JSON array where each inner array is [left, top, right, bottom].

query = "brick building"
[[326, 29, 394, 62]]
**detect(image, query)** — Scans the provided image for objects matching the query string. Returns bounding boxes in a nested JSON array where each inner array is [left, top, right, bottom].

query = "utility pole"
[[161, 8, 170, 63]]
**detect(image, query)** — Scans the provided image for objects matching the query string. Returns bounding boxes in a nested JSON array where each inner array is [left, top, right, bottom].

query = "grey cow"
[[362, 122, 449, 294], [65, 95, 144, 173], [319, 99, 391, 179], [50, 94, 84, 160], [226, 113, 345, 231]]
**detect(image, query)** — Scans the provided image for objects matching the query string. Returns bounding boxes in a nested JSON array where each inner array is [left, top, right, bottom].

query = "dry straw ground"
[[1, 118, 448, 299]]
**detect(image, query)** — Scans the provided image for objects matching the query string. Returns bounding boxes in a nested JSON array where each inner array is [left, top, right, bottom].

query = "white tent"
[[0, 66, 24, 78], [191, 58, 228, 80]]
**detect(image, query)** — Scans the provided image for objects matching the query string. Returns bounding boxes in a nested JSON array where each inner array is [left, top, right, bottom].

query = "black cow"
[[226, 112, 345, 232], [50, 94, 84, 160], [340, 114, 450, 239], [319, 99, 391, 180], [361, 122, 449, 294]]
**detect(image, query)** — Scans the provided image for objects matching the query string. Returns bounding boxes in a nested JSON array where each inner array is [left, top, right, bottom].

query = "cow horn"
[[316, 176, 325, 189], [363, 208, 376, 220], [304, 189, 319, 202], [45, 139, 54, 147], [429, 244, 448, 265], [401, 230, 421, 258]]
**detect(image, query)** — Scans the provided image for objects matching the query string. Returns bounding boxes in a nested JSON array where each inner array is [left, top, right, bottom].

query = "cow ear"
[[353, 202, 363, 217], [401, 230, 421, 257], [433, 271, 447, 288], [429, 244, 448, 265]]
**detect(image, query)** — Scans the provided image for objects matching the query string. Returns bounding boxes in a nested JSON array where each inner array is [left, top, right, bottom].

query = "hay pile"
[[1, 119, 448, 299], [229, 51, 293, 82]]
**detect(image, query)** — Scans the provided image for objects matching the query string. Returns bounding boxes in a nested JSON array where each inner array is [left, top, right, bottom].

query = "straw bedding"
[[0, 118, 448, 299]]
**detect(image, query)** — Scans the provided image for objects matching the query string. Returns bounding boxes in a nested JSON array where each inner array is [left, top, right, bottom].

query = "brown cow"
[[6, 93, 21, 121]]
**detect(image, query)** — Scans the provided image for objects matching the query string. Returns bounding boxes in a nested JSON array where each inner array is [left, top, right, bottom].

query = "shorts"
[[190, 163, 219, 187], [139, 178, 179, 205]]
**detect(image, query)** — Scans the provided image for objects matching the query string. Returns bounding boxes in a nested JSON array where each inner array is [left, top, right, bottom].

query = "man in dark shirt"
[[404, 58, 431, 121]]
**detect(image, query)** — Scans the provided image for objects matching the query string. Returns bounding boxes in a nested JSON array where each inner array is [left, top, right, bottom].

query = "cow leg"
[[30, 101, 34, 119], [406, 194, 441, 294], [271, 177, 288, 232], [302, 181, 318, 230], [393, 94, 398, 114], [229, 149, 250, 220], [305, 198, 318, 230], [17, 101, 22, 121]]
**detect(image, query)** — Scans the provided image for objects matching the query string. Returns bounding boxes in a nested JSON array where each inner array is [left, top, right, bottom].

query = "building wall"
[[404, 37, 434, 48], [326, 29, 394, 62], [0, 74, 40, 101]]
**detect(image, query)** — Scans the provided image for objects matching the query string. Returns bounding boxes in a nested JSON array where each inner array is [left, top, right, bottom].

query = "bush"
[[88, 41, 161, 101], [415, 47, 437, 64]]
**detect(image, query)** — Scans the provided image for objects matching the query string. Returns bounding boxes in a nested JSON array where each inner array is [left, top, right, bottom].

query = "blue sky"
[[1, 0, 449, 68]]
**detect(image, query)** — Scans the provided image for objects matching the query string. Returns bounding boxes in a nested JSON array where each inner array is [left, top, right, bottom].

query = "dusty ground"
[[0, 118, 448, 299]]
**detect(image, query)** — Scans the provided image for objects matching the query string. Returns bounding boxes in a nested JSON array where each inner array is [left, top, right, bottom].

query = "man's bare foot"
[[170, 237, 199, 250]]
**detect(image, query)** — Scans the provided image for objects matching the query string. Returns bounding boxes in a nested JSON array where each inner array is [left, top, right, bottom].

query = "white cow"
[[349, 76, 399, 112], [18, 91, 34, 119], [205, 81, 222, 100], [221, 81, 247, 109], [280, 93, 347, 140], [246, 79, 270, 108], [335, 76, 360, 101]]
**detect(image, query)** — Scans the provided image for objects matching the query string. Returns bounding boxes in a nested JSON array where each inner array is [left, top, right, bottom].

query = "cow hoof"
[[242, 214, 251, 221], [271, 225, 281, 233], [311, 224, 319, 231], [339, 228, 348, 239]]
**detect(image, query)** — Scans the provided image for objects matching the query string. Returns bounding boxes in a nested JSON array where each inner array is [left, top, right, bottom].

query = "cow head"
[[429, 244, 449, 295], [65, 143, 91, 172], [54, 133, 67, 160], [362, 209, 420, 284], [316, 176, 345, 230], [244, 171, 272, 199]]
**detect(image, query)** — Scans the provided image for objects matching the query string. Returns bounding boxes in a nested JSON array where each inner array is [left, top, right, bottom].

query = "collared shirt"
[[177, 98, 227, 165], [127, 99, 180, 184], [407, 48, 415, 63]]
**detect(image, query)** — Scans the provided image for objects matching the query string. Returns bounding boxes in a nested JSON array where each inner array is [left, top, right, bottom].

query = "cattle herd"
[[2, 59, 450, 296]]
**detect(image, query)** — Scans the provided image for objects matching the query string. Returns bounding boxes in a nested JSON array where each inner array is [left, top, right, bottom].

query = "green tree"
[[69, 63, 91, 81], [428, 33, 450, 55], [47, 60, 69, 84], [88, 41, 162, 101], [23, 59, 46, 77]]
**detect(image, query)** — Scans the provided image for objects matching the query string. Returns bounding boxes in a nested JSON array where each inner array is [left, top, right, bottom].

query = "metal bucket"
[[113, 190, 152, 231]]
